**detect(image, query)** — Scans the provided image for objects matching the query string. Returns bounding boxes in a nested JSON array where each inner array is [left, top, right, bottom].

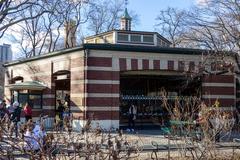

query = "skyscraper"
[[0, 44, 12, 63], [0, 44, 12, 99]]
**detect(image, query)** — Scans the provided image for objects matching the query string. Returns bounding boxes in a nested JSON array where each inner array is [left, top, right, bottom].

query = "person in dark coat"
[[10, 101, 22, 137], [128, 104, 137, 132], [57, 100, 65, 120]]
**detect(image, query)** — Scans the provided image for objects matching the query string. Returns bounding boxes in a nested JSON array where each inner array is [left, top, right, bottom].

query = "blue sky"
[[1, 0, 202, 58], [128, 0, 196, 31]]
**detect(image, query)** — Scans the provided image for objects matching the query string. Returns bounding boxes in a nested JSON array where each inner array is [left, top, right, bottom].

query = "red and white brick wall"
[[85, 50, 202, 129], [5, 48, 237, 130], [84, 54, 120, 129], [4, 51, 85, 128], [70, 55, 85, 129], [85, 50, 237, 129], [202, 74, 236, 109]]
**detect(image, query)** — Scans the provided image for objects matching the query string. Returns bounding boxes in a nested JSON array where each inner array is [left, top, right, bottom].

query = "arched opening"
[[11, 76, 24, 83]]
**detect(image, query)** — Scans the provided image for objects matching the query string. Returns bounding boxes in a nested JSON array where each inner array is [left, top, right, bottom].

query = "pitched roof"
[[121, 8, 132, 20], [6, 81, 47, 90]]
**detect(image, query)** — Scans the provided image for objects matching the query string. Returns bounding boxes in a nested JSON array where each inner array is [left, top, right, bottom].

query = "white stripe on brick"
[[43, 94, 55, 98], [160, 60, 168, 70], [71, 106, 119, 111], [112, 57, 120, 71], [43, 106, 55, 110], [71, 93, 119, 98], [126, 58, 131, 70], [174, 60, 178, 70], [202, 83, 234, 87], [88, 107, 119, 111], [88, 66, 113, 71], [71, 80, 120, 85], [71, 66, 119, 72], [149, 59, 154, 69], [87, 80, 119, 84], [88, 93, 119, 97], [202, 95, 235, 99], [185, 61, 189, 72], [138, 59, 143, 70]]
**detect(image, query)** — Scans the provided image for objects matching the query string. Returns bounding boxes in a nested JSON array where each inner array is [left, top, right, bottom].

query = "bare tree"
[[155, 1, 239, 53], [0, 0, 51, 38], [155, 7, 188, 47], [87, 0, 139, 35], [87, 0, 124, 34], [9, 0, 94, 58], [185, 0, 239, 52]]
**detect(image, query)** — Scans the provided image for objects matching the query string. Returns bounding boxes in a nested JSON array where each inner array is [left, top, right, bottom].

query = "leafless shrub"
[[0, 115, 142, 159], [156, 88, 236, 160]]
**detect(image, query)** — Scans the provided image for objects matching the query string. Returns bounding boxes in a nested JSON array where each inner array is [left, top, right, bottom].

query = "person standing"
[[10, 101, 22, 137], [57, 100, 65, 121], [23, 102, 32, 122], [128, 104, 137, 132]]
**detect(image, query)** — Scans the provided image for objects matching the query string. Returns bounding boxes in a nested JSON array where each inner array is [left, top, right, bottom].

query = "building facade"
[[3, 9, 239, 130], [4, 42, 238, 130]]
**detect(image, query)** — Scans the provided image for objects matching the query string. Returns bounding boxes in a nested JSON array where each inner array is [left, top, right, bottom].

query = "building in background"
[[0, 44, 12, 63], [0, 44, 12, 99]]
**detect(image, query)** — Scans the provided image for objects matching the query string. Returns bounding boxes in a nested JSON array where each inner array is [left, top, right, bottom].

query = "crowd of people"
[[0, 99, 47, 152]]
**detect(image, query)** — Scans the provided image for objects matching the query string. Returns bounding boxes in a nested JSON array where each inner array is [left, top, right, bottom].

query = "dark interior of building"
[[119, 71, 201, 129], [53, 70, 71, 112]]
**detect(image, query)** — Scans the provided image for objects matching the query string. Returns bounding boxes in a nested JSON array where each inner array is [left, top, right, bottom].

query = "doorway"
[[53, 70, 70, 115]]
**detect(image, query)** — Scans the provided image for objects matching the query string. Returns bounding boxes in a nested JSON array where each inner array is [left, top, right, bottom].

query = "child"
[[24, 121, 46, 152]]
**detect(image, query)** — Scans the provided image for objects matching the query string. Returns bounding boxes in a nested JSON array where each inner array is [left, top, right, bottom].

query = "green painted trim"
[[121, 8, 132, 20]]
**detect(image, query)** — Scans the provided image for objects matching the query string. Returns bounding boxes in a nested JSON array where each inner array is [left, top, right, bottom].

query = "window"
[[29, 94, 42, 109], [18, 93, 28, 108], [117, 33, 128, 42], [12, 90, 43, 109], [130, 34, 141, 42], [143, 35, 154, 43]]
